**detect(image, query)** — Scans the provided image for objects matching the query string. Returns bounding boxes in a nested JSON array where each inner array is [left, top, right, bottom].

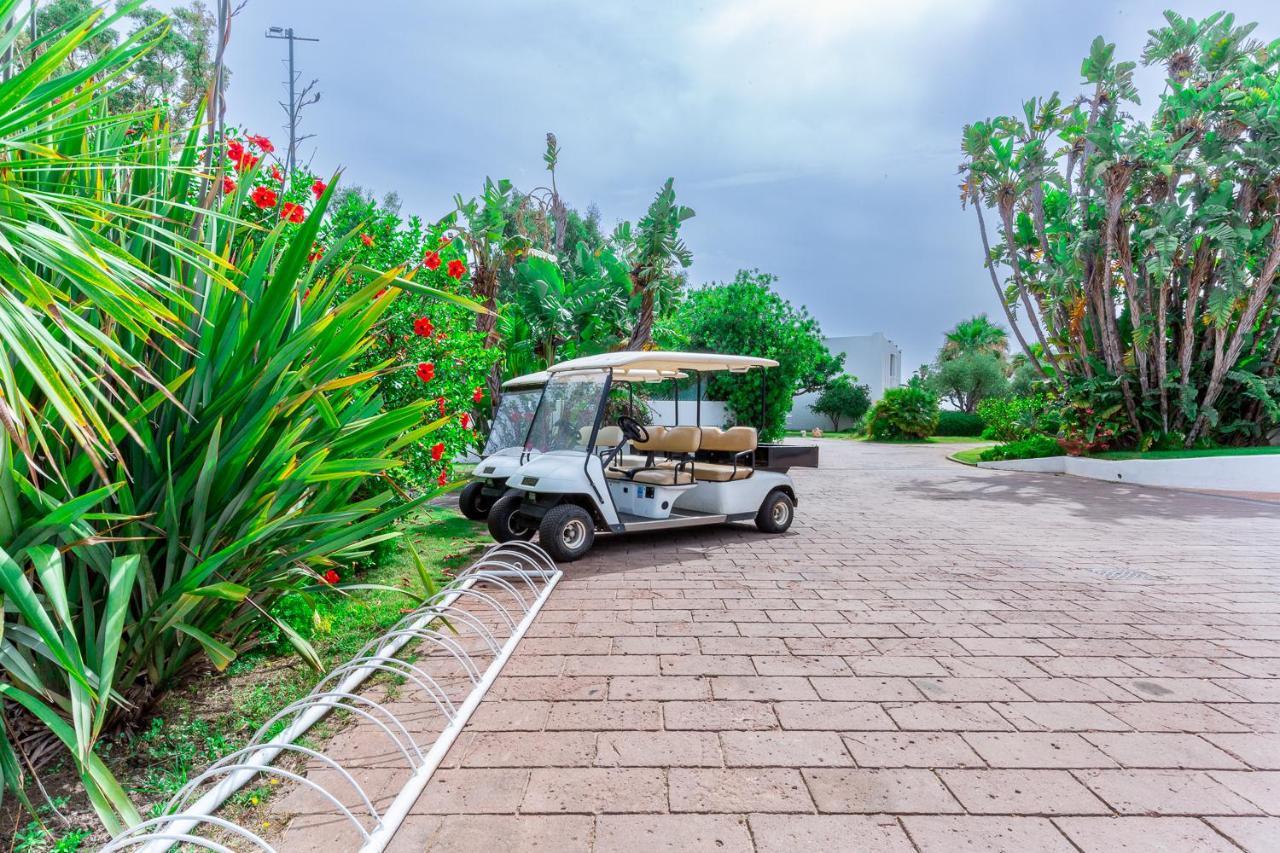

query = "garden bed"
[[3, 508, 488, 852]]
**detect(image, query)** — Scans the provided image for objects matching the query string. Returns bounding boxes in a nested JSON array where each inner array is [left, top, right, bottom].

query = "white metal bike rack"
[[103, 542, 561, 853]]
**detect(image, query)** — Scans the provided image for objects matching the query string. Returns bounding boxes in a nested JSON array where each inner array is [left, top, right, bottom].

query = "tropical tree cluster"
[[811, 375, 872, 431], [961, 11, 1280, 449], [925, 314, 1011, 414]]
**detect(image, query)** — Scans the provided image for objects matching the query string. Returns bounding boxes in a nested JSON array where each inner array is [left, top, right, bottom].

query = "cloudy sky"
[[165, 0, 1275, 372]]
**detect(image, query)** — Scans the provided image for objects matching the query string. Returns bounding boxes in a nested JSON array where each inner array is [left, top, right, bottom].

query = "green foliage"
[[977, 394, 1046, 441], [941, 314, 1008, 360], [669, 270, 843, 441], [867, 386, 941, 441], [810, 375, 871, 431], [0, 3, 469, 829], [979, 434, 1062, 462], [960, 10, 1280, 447], [936, 411, 985, 437], [927, 352, 1009, 414]]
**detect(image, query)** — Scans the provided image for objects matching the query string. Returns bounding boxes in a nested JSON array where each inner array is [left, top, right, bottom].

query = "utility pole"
[[264, 26, 320, 177]]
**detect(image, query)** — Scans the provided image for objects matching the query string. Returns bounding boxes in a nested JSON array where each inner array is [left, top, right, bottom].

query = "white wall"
[[787, 333, 902, 430], [979, 454, 1280, 493], [646, 399, 731, 427]]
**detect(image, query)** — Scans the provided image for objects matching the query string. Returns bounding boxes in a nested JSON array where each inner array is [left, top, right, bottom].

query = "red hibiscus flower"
[[360, 233, 374, 247], [446, 259, 467, 279], [460, 412, 472, 430], [281, 202, 305, 223], [437, 469, 449, 486], [222, 176, 236, 194], [416, 362, 435, 383], [472, 387, 484, 404], [311, 179, 327, 199], [307, 243, 324, 262], [235, 153, 259, 173], [270, 165, 284, 182], [431, 442, 445, 461], [322, 569, 340, 584], [375, 288, 388, 299], [413, 317, 434, 337], [250, 186, 277, 209], [247, 134, 274, 153], [422, 251, 441, 270], [437, 396, 446, 415], [439, 235, 452, 247], [226, 139, 245, 162]]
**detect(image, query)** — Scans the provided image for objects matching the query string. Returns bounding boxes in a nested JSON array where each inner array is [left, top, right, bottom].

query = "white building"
[[786, 333, 902, 430]]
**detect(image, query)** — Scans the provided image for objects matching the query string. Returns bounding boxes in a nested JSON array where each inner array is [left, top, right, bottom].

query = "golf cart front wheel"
[[538, 504, 596, 562], [458, 481, 491, 521], [487, 494, 536, 542], [755, 489, 795, 534]]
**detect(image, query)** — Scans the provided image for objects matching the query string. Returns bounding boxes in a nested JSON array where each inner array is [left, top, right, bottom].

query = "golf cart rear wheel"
[[755, 489, 794, 534], [458, 481, 491, 521], [538, 504, 595, 562], [487, 494, 536, 542]]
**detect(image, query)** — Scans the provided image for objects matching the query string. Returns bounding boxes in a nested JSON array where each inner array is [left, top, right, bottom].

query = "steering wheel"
[[617, 415, 649, 445]]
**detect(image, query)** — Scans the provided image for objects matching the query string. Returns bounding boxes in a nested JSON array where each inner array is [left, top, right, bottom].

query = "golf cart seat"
[[631, 467, 694, 486], [689, 427, 758, 482], [581, 425, 624, 447]]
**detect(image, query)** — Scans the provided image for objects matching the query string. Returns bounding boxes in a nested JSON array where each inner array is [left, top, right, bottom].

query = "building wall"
[[646, 399, 731, 427], [787, 333, 902, 431]]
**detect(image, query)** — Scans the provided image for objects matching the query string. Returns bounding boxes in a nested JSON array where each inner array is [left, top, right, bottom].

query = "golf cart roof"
[[502, 371, 550, 391], [504, 368, 687, 390], [548, 351, 778, 377]]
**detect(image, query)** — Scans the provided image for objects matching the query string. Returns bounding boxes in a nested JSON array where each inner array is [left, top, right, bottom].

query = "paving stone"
[[962, 732, 1118, 768], [750, 814, 915, 852], [1053, 816, 1241, 852], [938, 769, 1110, 814], [902, 816, 1076, 852], [663, 699, 778, 730], [843, 732, 985, 768], [1083, 733, 1247, 769], [1077, 769, 1263, 815], [774, 701, 896, 731], [803, 768, 963, 814], [521, 768, 666, 813], [668, 768, 813, 813], [992, 701, 1131, 732], [594, 814, 753, 853], [1207, 817, 1280, 852], [721, 730, 851, 766], [595, 731, 721, 767]]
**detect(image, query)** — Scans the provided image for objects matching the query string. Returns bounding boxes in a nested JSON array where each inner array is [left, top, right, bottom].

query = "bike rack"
[[107, 541, 561, 853]]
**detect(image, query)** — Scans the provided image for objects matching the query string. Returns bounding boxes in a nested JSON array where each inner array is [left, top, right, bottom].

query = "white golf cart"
[[486, 351, 819, 561], [461, 368, 689, 522], [457, 371, 548, 521]]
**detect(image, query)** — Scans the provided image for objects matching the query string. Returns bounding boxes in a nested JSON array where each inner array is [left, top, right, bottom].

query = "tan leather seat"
[[690, 462, 752, 482], [629, 425, 668, 453], [632, 467, 694, 486], [579, 425, 624, 447], [699, 426, 757, 453]]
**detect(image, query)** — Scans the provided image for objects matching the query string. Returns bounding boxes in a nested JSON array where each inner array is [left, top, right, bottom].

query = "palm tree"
[[941, 315, 1009, 361], [620, 179, 694, 350]]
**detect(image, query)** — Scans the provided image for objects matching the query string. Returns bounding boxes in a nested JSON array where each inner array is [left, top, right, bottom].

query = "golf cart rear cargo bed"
[[755, 444, 819, 471]]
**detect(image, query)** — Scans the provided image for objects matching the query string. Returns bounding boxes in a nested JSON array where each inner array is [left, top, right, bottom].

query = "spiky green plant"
[[0, 0, 477, 832]]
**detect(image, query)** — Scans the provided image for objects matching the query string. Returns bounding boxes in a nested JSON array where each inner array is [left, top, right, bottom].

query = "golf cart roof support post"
[[673, 376, 679, 425], [760, 368, 767, 432], [628, 382, 634, 419], [696, 371, 701, 427], [582, 368, 614, 507]]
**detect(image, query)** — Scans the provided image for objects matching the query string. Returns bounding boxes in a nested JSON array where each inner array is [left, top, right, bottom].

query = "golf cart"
[[457, 372, 549, 521], [486, 351, 819, 561], [459, 368, 687, 521]]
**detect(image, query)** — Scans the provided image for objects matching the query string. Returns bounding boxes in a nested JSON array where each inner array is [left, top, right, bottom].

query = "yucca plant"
[[0, 0, 477, 833]]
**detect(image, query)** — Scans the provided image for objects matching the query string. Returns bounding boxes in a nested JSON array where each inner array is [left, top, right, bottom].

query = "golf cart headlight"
[[522, 476, 539, 487]]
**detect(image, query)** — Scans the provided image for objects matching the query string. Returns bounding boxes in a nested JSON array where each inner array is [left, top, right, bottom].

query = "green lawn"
[[950, 447, 988, 465], [1093, 446, 1280, 461], [787, 430, 991, 446]]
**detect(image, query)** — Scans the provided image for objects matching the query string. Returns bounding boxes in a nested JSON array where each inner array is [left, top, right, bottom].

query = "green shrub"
[[979, 434, 1062, 461], [936, 411, 985, 436], [977, 395, 1045, 441], [868, 386, 940, 441]]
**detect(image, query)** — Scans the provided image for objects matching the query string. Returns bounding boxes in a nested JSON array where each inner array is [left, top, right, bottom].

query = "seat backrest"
[[700, 426, 758, 453], [630, 425, 668, 452], [596, 425, 623, 447], [654, 426, 700, 454]]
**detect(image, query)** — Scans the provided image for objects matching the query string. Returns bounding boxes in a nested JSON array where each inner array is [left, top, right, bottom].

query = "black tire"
[[487, 494, 536, 542], [538, 503, 596, 562], [458, 481, 491, 521], [755, 489, 795, 534]]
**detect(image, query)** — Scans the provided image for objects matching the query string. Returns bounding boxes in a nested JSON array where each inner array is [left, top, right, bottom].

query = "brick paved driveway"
[[389, 439, 1280, 852]]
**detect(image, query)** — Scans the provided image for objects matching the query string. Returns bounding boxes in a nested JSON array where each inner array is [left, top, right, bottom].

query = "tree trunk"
[[1174, 241, 1214, 429], [1188, 226, 1280, 444], [969, 186, 1045, 379], [626, 271, 654, 351], [995, 201, 1053, 372]]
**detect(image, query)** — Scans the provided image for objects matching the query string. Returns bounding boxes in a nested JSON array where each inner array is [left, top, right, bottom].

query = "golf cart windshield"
[[524, 372, 609, 453], [482, 387, 543, 456]]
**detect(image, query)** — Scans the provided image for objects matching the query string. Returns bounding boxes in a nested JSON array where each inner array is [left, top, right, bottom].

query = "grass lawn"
[[786, 430, 991, 446], [950, 447, 988, 465], [22, 504, 490, 851], [1093, 446, 1280, 461]]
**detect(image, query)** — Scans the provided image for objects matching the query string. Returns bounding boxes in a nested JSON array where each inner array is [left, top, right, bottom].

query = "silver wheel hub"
[[772, 501, 790, 525], [561, 518, 588, 549]]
